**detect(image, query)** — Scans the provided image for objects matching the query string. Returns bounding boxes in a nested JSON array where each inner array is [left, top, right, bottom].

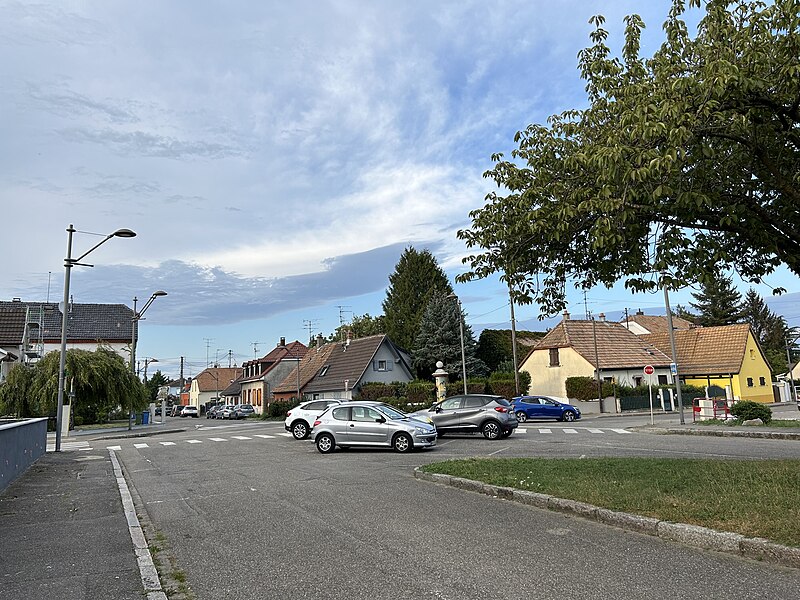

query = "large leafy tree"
[[688, 273, 744, 326], [383, 247, 453, 351], [0, 364, 35, 417], [412, 293, 487, 381], [476, 329, 545, 372], [459, 0, 800, 315], [324, 313, 385, 343]]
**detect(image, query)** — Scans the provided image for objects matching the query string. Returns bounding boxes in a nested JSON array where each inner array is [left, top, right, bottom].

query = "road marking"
[[46, 440, 92, 452], [610, 428, 632, 434], [209, 437, 227, 442], [586, 428, 604, 434], [516, 428, 527, 433], [133, 443, 149, 448], [278, 433, 293, 438], [231, 436, 251, 440], [538, 428, 552, 434], [563, 428, 578, 434], [254, 434, 274, 439], [106, 445, 122, 451], [186, 439, 202, 444], [160, 441, 176, 446]]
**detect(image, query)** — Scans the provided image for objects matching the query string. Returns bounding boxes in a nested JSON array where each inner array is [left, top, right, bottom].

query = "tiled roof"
[[303, 335, 391, 393], [532, 318, 672, 369], [273, 344, 337, 394], [0, 304, 27, 345], [194, 367, 243, 392], [641, 323, 759, 375], [622, 314, 694, 334], [240, 341, 308, 383], [0, 300, 134, 342]]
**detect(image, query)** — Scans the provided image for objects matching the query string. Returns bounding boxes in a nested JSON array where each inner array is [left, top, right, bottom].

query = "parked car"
[[180, 405, 199, 418], [284, 399, 343, 440], [234, 404, 255, 419], [312, 401, 437, 454], [218, 404, 237, 419], [409, 394, 517, 439], [512, 396, 581, 422], [206, 404, 223, 419], [169, 405, 185, 417]]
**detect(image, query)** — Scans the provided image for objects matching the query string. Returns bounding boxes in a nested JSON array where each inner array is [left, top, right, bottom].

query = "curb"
[[648, 427, 800, 441], [413, 468, 800, 570]]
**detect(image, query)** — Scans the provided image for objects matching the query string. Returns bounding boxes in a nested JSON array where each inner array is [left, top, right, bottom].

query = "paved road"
[[99, 418, 800, 599]]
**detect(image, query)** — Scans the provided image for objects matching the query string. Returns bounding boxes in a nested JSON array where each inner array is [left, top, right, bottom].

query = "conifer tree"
[[688, 274, 744, 327], [742, 288, 791, 372]]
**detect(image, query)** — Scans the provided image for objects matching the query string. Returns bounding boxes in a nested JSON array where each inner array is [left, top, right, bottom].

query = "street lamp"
[[56, 224, 136, 451], [130, 290, 167, 430], [142, 357, 158, 382], [447, 293, 468, 395]]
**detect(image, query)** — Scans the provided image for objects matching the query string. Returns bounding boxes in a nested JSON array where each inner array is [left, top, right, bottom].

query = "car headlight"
[[414, 426, 432, 435]]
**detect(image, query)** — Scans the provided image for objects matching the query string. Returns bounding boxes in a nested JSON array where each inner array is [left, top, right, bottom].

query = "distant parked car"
[[206, 404, 223, 419], [180, 405, 199, 418], [218, 404, 236, 419], [312, 401, 437, 454], [169, 405, 185, 417], [512, 396, 581, 422], [410, 394, 517, 439], [284, 399, 343, 440], [234, 404, 255, 419]]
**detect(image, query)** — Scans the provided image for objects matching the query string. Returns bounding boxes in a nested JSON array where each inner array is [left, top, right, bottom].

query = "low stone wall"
[[0, 418, 47, 493]]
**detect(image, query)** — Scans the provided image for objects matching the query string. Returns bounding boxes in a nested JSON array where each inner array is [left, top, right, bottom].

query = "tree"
[[324, 313, 385, 342], [411, 293, 487, 381], [476, 329, 545, 372], [383, 247, 453, 350], [741, 288, 792, 372], [0, 364, 34, 417], [688, 273, 744, 326], [145, 370, 169, 403], [459, 1, 800, 316], [28, 348, 146, 424]]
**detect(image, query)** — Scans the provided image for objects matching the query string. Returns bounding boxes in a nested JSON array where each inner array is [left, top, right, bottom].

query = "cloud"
[[26, 83, 139, 124]]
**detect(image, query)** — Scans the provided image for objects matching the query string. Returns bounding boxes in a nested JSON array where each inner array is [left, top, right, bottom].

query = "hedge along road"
[[114, 422, 800, 600]]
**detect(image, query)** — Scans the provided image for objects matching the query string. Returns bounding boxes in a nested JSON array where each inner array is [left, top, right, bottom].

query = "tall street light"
[[142, 357, 158, 382], [130, 290, 167, 430], [448, 293, 468, 395], [56, 224, 136, 452]]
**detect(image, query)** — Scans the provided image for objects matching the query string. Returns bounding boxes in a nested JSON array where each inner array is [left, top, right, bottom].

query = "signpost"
[[644, 365, 655, 425]]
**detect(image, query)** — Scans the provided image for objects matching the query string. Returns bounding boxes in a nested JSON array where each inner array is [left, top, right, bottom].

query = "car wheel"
[[501, 429, 513, 438], [436, 431, 445, 439], [393, 433, 413, 453], [482, 420, 502, 440], [316, 433, 335, 454], [291, 421, 309, 440], [515, 411, 527, 423], [561, 410, 576, 422]]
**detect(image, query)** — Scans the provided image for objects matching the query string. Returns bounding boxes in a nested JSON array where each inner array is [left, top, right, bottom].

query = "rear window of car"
[[495, 398, 511, 406], [331, 407, 349, 421], [305, 401, 327, 411]]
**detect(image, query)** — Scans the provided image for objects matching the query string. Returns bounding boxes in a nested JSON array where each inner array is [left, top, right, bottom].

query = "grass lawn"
[[423, 457, 800, 547]]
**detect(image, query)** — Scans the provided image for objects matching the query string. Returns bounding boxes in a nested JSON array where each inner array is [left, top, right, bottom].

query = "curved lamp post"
[[56, 224, 136, 452], [130, 290, 167, 430], [447, 293, 468, 395]]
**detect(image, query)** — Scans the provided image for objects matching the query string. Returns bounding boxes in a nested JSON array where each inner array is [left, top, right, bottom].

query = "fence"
[[0, 418, 47, 493]]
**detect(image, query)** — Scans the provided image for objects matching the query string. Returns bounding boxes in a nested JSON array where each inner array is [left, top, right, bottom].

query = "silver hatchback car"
[[312, 401, 437, 454], [410, 394, 518, 439]]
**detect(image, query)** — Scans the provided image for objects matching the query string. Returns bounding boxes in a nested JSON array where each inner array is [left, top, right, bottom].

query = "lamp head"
[[152, 290, 168, 297], [113, 228, 137, 238]]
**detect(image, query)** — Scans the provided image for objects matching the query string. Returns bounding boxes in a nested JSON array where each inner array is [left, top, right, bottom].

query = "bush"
[[565, 377, 615, 401], [406, 381, 436, 405], [730, 400, 772, 424], [264, 399, 299, 419]]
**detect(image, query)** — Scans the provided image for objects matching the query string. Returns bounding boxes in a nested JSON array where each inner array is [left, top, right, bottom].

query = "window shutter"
[[372, 360, 377, 371], [387, 361, 393, 371]]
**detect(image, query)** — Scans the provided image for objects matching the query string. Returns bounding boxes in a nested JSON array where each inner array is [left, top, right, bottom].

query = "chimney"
[[562, 310, 570, 320], [279, 337, 286, 347], [599, 313, 606, 322], [636, 308, 644, 316], [316, 333, 324, 347]]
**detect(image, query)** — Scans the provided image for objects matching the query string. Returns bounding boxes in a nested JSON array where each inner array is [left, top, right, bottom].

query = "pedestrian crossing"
[[47, 427, 632, 452]]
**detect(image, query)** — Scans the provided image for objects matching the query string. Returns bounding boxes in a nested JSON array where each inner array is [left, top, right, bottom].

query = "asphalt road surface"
[[106, 417, 800, 599]]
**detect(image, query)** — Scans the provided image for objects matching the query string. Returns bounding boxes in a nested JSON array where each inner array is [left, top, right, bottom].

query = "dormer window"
[[319, 365, 329, 377]]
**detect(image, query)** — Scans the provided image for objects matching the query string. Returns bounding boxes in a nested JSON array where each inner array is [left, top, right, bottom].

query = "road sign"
[[670, 363, 678, 375], [643, 365, 654, 375]]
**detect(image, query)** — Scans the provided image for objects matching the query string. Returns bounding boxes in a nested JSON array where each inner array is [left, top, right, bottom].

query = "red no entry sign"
[[644, 365, 655, 375]]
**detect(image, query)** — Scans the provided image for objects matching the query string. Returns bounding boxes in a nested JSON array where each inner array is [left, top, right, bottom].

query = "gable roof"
[[622, 313, 694, 334], [194, 367, 243, 392], [531, 318, 672, 369], [641, 323, 763, 375], [0, 303, 27, 345], [240, 341, 308, 383], [273, 343, 337, 394], [302, 334, 394, 394], [0, 300, 134, 342]]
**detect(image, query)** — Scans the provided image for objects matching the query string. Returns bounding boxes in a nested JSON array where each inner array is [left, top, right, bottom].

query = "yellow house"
[[641, 323, 774, 404]]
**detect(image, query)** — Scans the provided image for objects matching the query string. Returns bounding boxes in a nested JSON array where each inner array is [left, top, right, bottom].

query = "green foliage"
[[265, 399, 299, 419], [688, 273, 744, 326], [476, 329, 544, 371], [325, 313, 385, 343], [383, 247, 453, 351], [0, 364, 35, 417], [488, 369, 531, 397], [406, 380, 436, 405], [412, 292, 488, 380], [356, 382, 408, 401], [144, 370, 169, 403], [565, 376, 615, 401], [742, 288, 792, 373], [730, 400, 772, 424], [458, 1, 800, 315]]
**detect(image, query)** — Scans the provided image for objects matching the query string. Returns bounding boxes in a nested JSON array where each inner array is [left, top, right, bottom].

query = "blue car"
[[512, 396, 581, 423]]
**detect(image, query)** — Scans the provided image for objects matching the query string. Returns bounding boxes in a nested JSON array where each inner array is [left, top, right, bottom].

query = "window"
[[747, 377, 754, 387], [376, 360, 387, 371], [759, 377, 766, 386], [464, 396, 484, 408], [549, 348, 560, 367], [440, 397, 462, 410], [750, 349, 755, 360], [634, 377, 643, 387], [658, 375, 668, 385], [332, 407, 349, 420], [319, 365, 329, 377], [352, 407, 381, 422], [306, 401, 325, 411]]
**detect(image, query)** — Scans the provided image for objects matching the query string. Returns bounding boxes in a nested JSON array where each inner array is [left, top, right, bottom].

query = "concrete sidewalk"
[[0, 451, 153, 599]]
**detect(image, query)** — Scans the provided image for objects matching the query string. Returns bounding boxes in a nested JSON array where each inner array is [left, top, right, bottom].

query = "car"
[[234, 404, 255, 419], [169, 405, 185, 417], [312, 401, 437, 454], [180, 405, 199, 418], [284, 399, 343, 440], [511, 395, 581, 423], [409, 394, 517, 440], [206, 404, 223, 419], [218, 404, 237, 419]]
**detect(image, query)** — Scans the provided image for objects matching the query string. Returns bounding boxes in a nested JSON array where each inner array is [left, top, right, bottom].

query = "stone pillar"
[[432, 361, 448, 404]]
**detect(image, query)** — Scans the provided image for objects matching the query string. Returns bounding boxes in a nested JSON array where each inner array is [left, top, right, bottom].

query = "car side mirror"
[[376, 416, 386, 423]]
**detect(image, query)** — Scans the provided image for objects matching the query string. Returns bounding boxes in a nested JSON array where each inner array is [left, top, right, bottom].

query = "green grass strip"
[[423, 458, 800, 547]]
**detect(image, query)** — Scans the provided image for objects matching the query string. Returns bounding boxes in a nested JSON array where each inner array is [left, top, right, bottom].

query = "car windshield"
[[375, 404, 408, 420]]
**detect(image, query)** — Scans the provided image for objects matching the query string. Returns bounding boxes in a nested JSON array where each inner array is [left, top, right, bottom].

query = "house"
[[641, 323, 774, 404], [518, 312, 674, 399], [189, 367, 243, 409], [620, 310, 694, 335], [0, 298, 135, 382], [236, 338, 307, 414], [273, 334, 413, 402]]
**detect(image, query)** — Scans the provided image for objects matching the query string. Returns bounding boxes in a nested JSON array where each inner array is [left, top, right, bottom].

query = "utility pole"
[[662, 273, 685, 424], [228, 349, 233, 368], [204, 338, 213, 367], [785, 335, 799, 403], [508, 282, 520, 397]]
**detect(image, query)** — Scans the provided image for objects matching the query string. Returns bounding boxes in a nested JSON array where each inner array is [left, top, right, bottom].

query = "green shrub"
[[730, 400, 772, 424], [565, 377, 615, 401], [265, 399, 299, 419], [406, 381, 436, 405]]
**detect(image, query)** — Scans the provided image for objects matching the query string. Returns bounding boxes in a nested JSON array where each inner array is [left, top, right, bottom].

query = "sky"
[[2, 0, 798, 379]]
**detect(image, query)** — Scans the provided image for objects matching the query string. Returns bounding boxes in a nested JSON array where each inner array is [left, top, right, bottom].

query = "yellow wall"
[[519, 347, 595, 398]]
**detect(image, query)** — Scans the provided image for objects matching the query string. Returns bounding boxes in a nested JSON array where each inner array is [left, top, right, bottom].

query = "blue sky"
[[2, 1, 798, 378]]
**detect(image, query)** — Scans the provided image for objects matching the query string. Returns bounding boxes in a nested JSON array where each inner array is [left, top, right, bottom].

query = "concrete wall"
[[0, 418, 47, 493]]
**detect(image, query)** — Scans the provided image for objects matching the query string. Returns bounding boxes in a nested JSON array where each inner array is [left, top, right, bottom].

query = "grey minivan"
[[312, 401, 437, 454], [410, 394, 517, 439]]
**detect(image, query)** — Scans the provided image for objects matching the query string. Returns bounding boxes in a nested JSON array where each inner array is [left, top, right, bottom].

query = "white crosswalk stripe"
[[133, 443, 149, 449], [106, 445, 122, 451], [278, 433, 293, 438], [254, 434, 274, 439], [231, 436, 251, 440], [209, 437, 227, 442], [186, 439, 202, 444], [562, 428, 579, 434], [538, 428, 552, 434], [46, 440, 93, 452], [160, 442, 176, 446], [610, 428, 632, 434], [587, 428, 604, 434]]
